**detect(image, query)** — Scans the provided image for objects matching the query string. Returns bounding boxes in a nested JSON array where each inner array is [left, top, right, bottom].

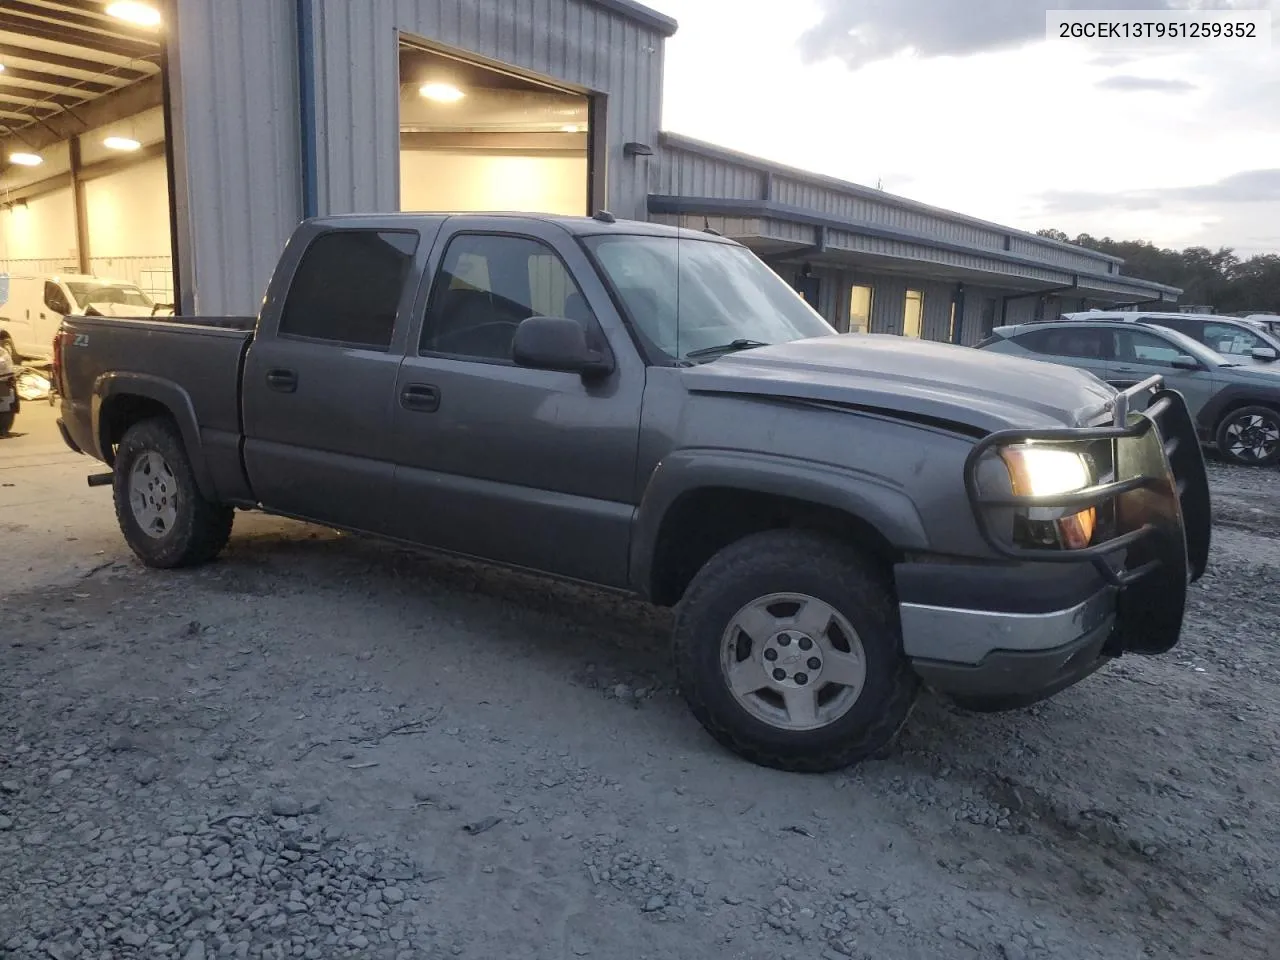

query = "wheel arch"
[[93, 373, 217, 499], [632, 450, 928, 608]]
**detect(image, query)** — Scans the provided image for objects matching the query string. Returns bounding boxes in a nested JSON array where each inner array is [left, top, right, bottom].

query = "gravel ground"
[[2, 405, 1279, 960]]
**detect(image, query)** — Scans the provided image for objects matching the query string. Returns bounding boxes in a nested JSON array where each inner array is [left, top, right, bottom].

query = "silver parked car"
[[977, 318, 1280, 466], [1061, 310, 1280, 365]]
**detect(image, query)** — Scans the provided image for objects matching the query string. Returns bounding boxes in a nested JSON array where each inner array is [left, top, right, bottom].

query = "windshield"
[[581, 234, 835, 361], [65, 282, 154, 309]]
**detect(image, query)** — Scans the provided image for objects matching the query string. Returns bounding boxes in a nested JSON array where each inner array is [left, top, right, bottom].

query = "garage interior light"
[[105, 2, 161, 28], [104, 136, 142, 151], [419, 82, 464, 103], [8, 152, 43, 166]]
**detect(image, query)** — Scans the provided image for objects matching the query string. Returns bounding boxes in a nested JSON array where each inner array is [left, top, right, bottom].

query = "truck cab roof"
[[306, 211, 742, 243]]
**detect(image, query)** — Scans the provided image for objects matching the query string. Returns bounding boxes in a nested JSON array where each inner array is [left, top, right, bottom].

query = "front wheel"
[[112, 417, 234, 568], [1215, 405, 1280, 467], [673, 529, 919, 773]]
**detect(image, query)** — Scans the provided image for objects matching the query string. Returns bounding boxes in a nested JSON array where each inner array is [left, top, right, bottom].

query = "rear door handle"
[[400, 383, 440, 412], [266, 368, 297, 393]]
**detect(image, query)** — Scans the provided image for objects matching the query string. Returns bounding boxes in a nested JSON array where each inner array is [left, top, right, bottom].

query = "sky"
[[646, 0, 1280, 257]]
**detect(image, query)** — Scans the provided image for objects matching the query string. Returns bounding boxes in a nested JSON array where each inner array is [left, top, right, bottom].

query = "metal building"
[[0, 0, 1180, 334]]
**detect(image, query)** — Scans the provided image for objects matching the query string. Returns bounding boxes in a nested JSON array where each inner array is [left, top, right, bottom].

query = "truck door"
[[390, 219, 645, 588], [241, 226, 428, 534]]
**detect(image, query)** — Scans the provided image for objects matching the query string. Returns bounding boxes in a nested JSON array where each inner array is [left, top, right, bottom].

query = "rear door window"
[[1112, 329, 1183, 366], [1015, 327, 1109, 360], [278, 230, 419, 349]]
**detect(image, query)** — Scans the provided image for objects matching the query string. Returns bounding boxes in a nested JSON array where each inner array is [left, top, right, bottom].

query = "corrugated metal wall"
[[170, 0, 303, 315], [307, 0, 665, 220], [168, 0, 664, 314]]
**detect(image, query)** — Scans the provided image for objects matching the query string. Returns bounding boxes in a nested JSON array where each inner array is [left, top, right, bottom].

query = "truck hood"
[[680, 333, 1118, 433]]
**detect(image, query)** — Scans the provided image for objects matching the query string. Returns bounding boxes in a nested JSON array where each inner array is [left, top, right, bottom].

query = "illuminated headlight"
[[999, 444, 1097, 549]]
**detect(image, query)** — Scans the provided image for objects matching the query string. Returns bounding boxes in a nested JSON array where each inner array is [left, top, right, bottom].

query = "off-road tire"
[[1214, 405, 1280, 467], [672, 529, 919, 773], [112, 417, 234, 568]]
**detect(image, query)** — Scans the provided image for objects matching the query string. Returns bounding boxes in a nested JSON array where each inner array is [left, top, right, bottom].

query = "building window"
[[981, 298, 997, 337], [849, 285, 873, 333], [903, 289, 924, 338]]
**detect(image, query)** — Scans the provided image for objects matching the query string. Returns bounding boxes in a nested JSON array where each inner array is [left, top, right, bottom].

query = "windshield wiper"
[[683, 339, 772, 360]]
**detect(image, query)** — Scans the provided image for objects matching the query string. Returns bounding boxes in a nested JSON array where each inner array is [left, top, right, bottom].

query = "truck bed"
[[58, 315, 254, 488]]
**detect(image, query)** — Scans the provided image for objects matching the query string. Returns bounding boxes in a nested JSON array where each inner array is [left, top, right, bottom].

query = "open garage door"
[[398, 41, 595, 218], [0, 0, 173, 362]]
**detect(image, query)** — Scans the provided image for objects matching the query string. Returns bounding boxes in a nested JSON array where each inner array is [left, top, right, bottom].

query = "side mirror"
[[1250, 347, 1277, 362], [1171, 354, 1201, 370], [512, 316, 612, 377]]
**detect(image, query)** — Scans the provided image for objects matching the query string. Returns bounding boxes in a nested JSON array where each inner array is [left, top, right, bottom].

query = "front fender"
[[629, 447, 930, 598], [92, 372, 218, 500]]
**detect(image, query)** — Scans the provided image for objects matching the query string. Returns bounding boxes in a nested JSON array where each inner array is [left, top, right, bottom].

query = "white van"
[[0, 273, 167, 362]]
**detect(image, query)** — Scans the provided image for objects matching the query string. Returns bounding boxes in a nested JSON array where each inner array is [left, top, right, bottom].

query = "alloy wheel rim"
[[129, 451, 178, 539], [1225, 412, 1280, 463], [719, 592, 867, 732]]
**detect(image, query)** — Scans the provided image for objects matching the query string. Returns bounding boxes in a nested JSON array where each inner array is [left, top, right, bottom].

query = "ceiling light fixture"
[[105, 2, 161, 28], [419, 82, 464, 103], [8, 152, 43, 166], [104, 136, 142, 151]]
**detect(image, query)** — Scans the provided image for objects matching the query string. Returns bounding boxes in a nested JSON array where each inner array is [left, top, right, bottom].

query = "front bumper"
[[902, 583, 1115, 703], [898, 377, 1211, 701]]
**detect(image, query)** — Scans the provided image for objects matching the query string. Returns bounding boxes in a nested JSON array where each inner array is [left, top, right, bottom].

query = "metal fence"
[[0, 256, 174, 304]]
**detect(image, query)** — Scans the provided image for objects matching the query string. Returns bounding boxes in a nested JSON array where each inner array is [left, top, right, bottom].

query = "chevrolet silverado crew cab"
[[53, 213, 1211, 772]]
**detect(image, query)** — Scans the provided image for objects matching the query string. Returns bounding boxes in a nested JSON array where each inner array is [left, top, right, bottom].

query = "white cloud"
[[650, 0, 1280, 254]]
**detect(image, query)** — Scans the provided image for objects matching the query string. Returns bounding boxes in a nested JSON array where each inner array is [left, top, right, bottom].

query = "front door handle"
[[400, 383, 440, 412], [266, 368, 297, 393]]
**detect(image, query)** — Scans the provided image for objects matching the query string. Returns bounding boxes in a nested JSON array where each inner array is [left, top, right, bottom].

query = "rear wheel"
[[1215, 405, 1280, 467], [112, 417, 234, 568], [673, 529, 919, 773]]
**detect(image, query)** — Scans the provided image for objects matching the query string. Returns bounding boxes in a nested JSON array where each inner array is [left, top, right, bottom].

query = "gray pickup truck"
[[54, 213, 1211, 772]]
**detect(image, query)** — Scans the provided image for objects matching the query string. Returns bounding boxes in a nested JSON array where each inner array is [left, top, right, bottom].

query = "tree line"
[[1036, 229, 1280, 314]]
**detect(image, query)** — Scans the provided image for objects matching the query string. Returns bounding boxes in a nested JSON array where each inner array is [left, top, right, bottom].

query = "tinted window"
[[421, 234, 591, 361], [1203, 321, 1266, 356], [1015, 327, 1108, 359], [278, 230, 418, 349], [981, 298, 997, 335], [1113, 329, 1182, 365]]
